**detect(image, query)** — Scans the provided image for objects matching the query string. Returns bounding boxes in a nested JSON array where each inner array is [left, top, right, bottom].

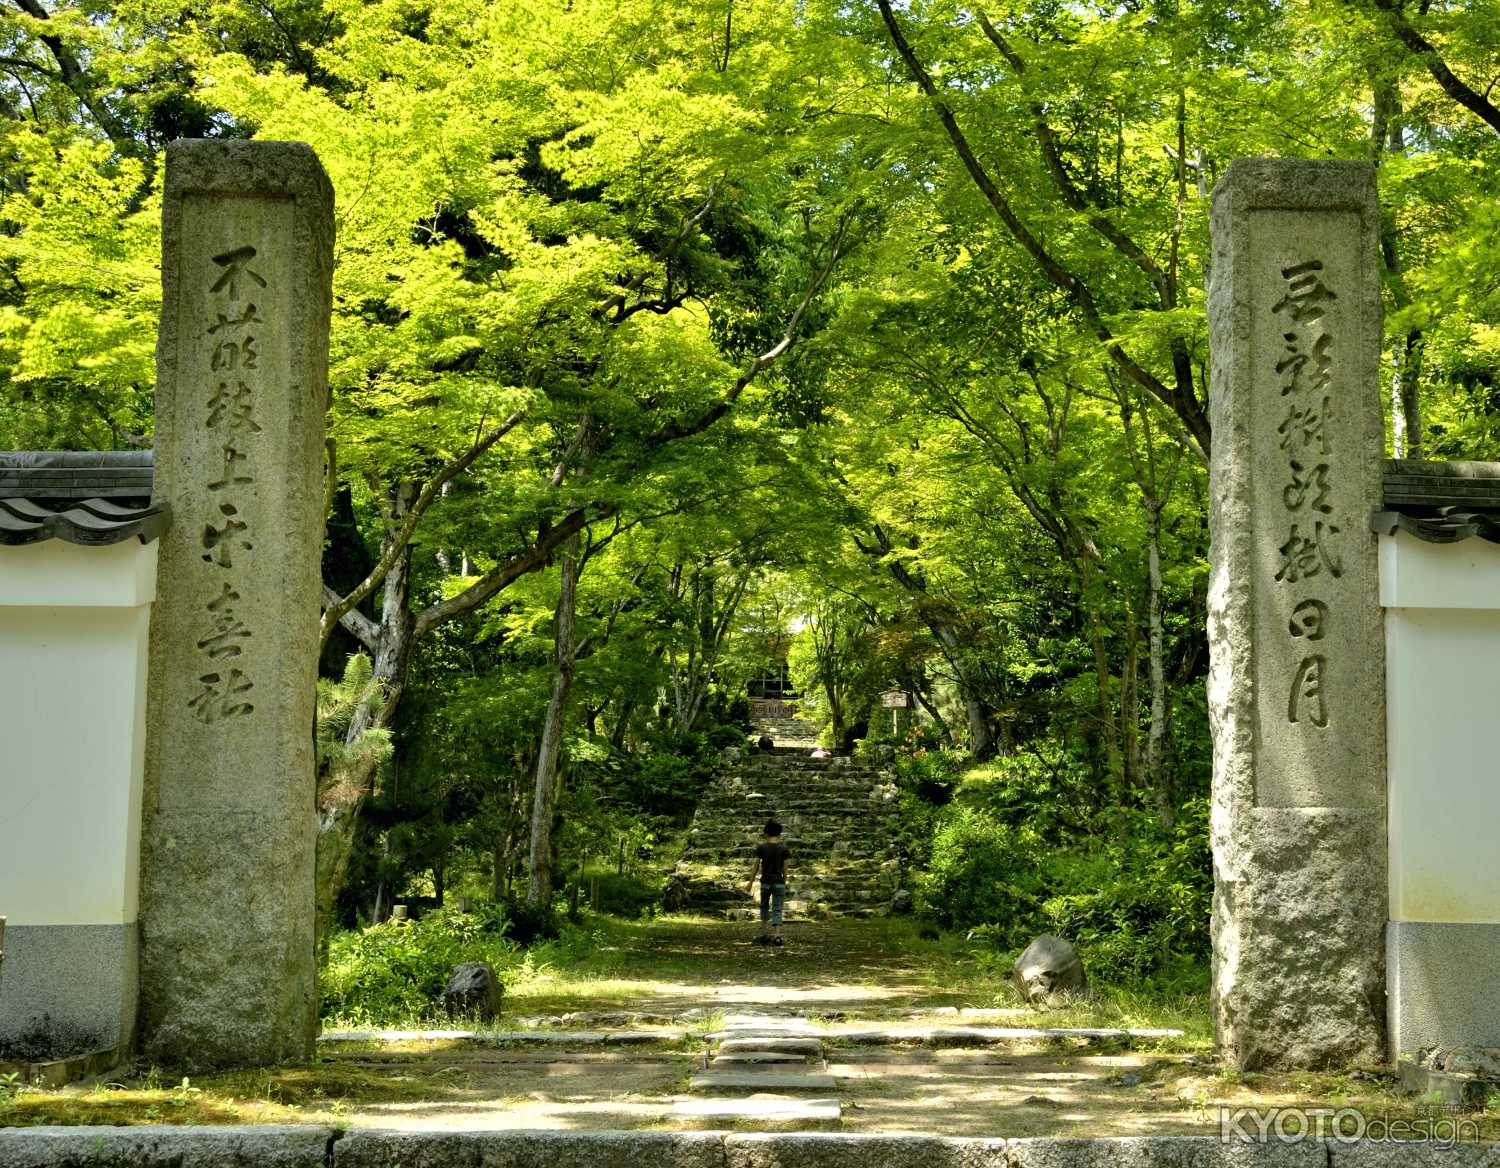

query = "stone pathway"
[[674, 1013, 842, 1128], [243, 997, 1202, 1134]]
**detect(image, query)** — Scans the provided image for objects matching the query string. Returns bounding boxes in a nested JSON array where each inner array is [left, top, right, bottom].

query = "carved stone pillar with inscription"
[[1207, 159, 1386, 1069], [139, 141, 333, 1067]]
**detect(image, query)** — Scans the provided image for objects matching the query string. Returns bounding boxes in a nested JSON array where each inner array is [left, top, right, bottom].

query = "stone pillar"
[[139, 141, 333, 1067], [1207, 159, 1386, 1069]]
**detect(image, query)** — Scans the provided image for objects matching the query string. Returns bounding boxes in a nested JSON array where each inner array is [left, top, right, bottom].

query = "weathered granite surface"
[[334, 1129, 727, 1168], [1007, 1139, 1324, 1167], [1, 1132, 1496, 1168], [137, 140, 333, 1068], [0, 1126, 335, 1168], [723, 1134, 1006, 1168], [1207, 159, 1387, 1069]]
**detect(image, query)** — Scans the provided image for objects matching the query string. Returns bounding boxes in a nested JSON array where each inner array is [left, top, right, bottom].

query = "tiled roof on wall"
[[1373, 459, 1500, 544], [0, 451, 167, 546]]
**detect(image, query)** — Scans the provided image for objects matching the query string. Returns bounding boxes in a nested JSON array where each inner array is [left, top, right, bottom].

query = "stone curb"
[[0, 1125, 336, 1168], [0, 1047, 117, 1089], [1, 1130, 1496, 1167], [334, 1128, 728, 1168]]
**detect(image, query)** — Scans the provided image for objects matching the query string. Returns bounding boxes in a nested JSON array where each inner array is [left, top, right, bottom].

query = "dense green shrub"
[[594, 871, 662, 916], [914, 754, 1211, 986], [321, 904, 519, 1025]]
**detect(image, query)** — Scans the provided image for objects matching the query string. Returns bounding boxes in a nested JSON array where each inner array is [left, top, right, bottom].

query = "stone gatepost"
[[138, 141, 333, 1067], [1207, 159, 1387, 1069]]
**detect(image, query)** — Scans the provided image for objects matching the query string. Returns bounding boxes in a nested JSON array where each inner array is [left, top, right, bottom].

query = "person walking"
[[745, 819, 791, 945]]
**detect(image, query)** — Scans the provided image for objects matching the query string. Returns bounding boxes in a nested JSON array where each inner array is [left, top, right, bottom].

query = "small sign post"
[[880, 690, 908, 735]]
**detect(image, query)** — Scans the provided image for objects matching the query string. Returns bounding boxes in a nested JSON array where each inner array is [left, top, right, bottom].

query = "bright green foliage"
[[916, 755, 1211, 986], [321, 903, 517, 1025], [1, 0, 1498, 990], [0, 138, 158, 448]]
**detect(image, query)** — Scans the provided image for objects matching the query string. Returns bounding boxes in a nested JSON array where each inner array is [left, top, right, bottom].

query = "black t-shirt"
[[757, 840, 790, 884]]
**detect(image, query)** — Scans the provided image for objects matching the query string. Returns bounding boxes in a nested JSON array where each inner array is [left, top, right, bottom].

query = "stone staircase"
[[669, 748, 902, 919], [754, 715, 820, 749]]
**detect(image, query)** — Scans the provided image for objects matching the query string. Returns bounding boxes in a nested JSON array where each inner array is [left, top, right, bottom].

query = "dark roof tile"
[[0, 450, 166, 545], [1375, 459, 1500, 544]]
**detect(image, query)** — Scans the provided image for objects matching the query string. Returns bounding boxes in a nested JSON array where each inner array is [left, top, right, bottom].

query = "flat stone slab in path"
[[713, 1050, 809, 1063], [670, 1096, 842, 1123], [722, 1014, 823, 1032], [319, 1028, 690, 1045], [689, 1071, 838, 1091], [825, 1025, 1184, 1044], [719, 1037, 825, 1055]]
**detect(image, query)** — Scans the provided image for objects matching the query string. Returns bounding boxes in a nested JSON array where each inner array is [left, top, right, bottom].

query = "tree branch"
[[976, 14, 1171, 305], [646, 209, 852, 446], [319, 407, 527, 651], [597, 183, 719, 322], [413, 505, 602, 638], [1365, 0, 1500, 136], [7, 0, 139, 153], [876, 0, 1210, 459], [322, 584, 379, 648]]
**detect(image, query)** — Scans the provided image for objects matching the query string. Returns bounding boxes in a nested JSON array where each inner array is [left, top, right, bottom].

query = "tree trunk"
[[609, 696, 636, 750], [315, 483, 417, 953], [903, 668, 953, 745], [526, 533, 582, 915], [1372, 76, 1425, 458], [1082, 560, 1124, 793], [928, 621, 996, 759], [1121, 618, 1141, 790], [1144, 498, 1174, 827]]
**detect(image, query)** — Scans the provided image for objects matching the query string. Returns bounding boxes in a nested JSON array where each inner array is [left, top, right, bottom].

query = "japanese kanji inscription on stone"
[[1207, 159, 1386, 1071], [140, 140, 333, 1069]]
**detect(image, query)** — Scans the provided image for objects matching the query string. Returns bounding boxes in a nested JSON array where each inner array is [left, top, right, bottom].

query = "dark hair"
[[764, 819, 782, 837]]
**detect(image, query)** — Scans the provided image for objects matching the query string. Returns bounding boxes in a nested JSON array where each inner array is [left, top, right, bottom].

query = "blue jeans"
[[760, 882, 786, 926]]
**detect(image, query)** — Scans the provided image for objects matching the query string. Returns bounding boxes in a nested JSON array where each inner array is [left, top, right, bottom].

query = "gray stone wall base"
[[0, 1126, 335, 1168], [1389, 921, 1500, 1055], [2, 1131, 1497, 1168], [1213, 809, 1386, 1069], [0, 922, 136, 1055], [334, 1129, 729, 1168]]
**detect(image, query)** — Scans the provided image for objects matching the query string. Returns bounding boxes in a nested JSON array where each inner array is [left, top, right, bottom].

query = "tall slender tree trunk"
[[1121, 619, 1141, 789], [526, 533, 582, 915], [1143, 498, 1174, 826], [1080, 557, 1124, 793], [928, 621, 995, 759], [315, 482, 417, 952], [1372, 75, 1425, 458]]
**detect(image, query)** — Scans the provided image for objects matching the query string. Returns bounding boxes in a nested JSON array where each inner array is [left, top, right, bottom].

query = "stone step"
[[713, 1051, 810, 1065], [718, 1037, 824, 1056], [675, 751, 900, 918], [670, 1096, 841, 1127], [689, 1071, 837, 1091]]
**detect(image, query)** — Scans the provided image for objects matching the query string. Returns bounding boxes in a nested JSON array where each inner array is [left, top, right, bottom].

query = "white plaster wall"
[[1382, 535, 1500, 925], [0, 540, 156, 927]]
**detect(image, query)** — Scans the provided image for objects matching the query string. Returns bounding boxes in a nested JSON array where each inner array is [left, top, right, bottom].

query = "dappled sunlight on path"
[[505, 916, 995, 1017]]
